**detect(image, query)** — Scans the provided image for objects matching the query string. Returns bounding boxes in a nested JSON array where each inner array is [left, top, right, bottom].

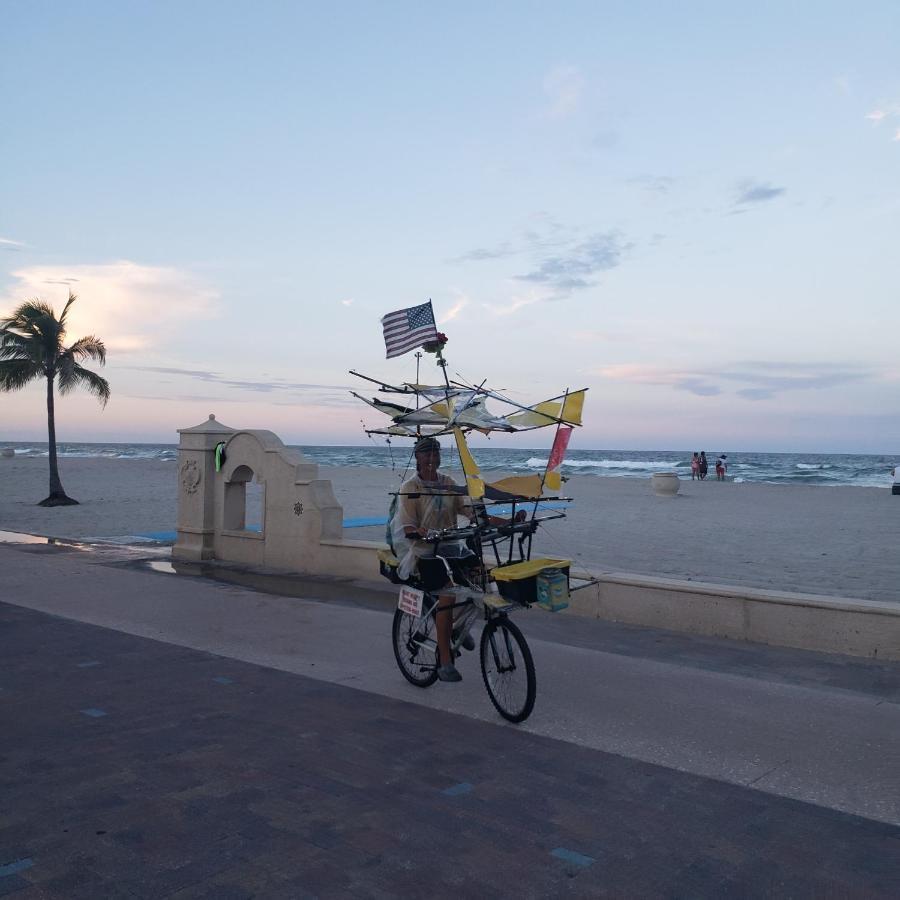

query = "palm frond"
[[0, 358, 45, 391], [57, 363, 110, 406], [0, 330, 37, 360], [1, 298, 53, 326], [1, 299, 57, 334], [0, 299, 62, 361], [65, 335, 107, 365], [57, 291, 77, 333]]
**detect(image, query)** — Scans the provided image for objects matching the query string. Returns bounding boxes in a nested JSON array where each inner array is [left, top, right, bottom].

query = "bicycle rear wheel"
[[392, 608, 439, 687], [479, 617, 536, 722]]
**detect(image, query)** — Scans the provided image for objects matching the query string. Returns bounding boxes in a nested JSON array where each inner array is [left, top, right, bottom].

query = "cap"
[[414, 436, 441, 453]]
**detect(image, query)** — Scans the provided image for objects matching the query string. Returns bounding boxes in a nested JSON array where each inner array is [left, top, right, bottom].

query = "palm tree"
[[0, 292, 110, 506]]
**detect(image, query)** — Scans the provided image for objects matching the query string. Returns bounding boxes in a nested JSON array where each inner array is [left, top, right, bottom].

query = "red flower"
[[422, 332, 449, 354]]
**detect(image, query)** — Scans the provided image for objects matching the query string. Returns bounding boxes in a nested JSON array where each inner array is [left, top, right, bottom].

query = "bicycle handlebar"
[[422, 520, 538, 543]]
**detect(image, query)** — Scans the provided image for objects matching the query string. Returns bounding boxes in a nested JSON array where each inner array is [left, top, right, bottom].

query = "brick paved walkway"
[[1, 602, 898, 898]]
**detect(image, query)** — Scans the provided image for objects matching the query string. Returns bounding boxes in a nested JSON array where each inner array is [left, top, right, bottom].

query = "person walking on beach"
[[716, 454, 728, 481], [691, 452, 700, 480], [699, 451, 709, 480]]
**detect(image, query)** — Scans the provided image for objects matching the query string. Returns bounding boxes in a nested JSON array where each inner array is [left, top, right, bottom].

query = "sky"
[[1, 1, 898, 453]]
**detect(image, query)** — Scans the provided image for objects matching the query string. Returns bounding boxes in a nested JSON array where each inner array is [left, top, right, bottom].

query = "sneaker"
[[452, 628, 476, 652], [437, 663, 463, 682]]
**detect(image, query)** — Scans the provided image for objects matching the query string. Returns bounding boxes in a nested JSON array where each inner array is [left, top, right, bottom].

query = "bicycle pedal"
[[483, 595, 516, 612]]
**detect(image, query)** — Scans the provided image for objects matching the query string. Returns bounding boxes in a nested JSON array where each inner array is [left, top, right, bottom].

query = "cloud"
[[0, 237, 26, 251], [543, 64, 584, 119], [454, 218, 633, 305], [440, 296, 469, 323], [123, 365, 349, 395], [450, 244, 515, 263], [864, 103, 900, 142], [735, 387, 774, 400], [341, 298, 355, 306], [591, 130, 619, 150], [594, 361, 871, 399], [2, 262, 216, 353], [733, 179, 786, 207], [482, 291, 543, 318], [628, 175, 676, 194], [515, 231, 630, 294], [677, 378, 721, 397]]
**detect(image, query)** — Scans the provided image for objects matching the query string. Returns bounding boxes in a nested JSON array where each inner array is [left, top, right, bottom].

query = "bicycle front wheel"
[[479, 617, 536, 723], [392, 608, 439, 688]]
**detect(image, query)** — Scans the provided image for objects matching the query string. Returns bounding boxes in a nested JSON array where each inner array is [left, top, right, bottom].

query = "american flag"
[[381, 300, 439, 359]]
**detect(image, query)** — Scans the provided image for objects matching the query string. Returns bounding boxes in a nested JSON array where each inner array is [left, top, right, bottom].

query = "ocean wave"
[[525, 457, 675, 471], [5, 442, 893, 487]]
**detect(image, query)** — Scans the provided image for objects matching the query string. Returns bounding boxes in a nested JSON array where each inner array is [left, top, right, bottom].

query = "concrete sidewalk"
[[1, 543, 899, 896]]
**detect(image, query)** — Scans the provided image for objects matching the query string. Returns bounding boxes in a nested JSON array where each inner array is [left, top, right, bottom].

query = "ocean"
[[3, 442, 896, 489]]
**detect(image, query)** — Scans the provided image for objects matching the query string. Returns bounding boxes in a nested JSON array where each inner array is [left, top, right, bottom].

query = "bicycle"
[[384, 520, 556, 724]]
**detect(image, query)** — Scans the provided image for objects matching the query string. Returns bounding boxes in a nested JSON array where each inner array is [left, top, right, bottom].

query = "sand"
[[1, 455, 898, 603]]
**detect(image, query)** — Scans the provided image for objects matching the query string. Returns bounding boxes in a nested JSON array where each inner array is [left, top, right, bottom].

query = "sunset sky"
[[2, 2, 898, 453]]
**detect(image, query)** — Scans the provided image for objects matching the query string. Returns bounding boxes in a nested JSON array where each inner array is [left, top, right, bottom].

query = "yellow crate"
[[491, 558, 571, 606], [491, 557, 571, 582]]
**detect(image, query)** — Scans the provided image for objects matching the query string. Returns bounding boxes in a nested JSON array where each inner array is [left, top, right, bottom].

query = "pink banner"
[[547, 425, 573, 471]]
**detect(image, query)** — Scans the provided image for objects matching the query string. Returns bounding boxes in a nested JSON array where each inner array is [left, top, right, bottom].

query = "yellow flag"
[[466, 475, 485, 499], [453, 428, 480, 478], [486, 474, 543, 498], [453, 428, 484, 498], [561, 390, 585, 426]]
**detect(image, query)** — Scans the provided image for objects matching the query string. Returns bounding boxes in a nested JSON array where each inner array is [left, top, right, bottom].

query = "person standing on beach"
[[716, 454, 727, 481], [699, 451, 709, 480], [892, 465, 899, 496], [691, 452, 700, 480]]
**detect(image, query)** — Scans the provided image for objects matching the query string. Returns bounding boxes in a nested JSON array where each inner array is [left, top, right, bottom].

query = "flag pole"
[[414, 352, 422, 413]]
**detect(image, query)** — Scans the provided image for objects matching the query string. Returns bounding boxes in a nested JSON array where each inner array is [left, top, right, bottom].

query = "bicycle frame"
[[404, 584, 519, 671]]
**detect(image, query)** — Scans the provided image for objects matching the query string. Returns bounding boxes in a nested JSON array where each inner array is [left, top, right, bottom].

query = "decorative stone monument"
[[174, 415, 383, 580], [175, 414, 237, 561]]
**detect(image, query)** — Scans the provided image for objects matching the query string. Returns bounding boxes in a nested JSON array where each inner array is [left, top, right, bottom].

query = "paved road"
[[1, 541, 899, 896]]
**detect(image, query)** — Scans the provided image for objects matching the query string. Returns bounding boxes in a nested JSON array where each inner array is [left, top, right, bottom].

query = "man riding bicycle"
[[393, 435, 524, 682]]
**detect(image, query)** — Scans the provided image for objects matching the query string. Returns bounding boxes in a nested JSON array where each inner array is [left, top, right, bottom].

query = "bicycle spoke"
[[393, 609, 438, 687], [479, 618, 536, 723]]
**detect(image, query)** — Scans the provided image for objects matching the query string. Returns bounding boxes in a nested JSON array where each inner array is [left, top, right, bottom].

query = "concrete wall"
[[566, 570, 900, 661]]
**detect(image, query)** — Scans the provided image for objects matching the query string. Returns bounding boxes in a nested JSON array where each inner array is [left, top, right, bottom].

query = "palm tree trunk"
[[39, 372, 78, 506]]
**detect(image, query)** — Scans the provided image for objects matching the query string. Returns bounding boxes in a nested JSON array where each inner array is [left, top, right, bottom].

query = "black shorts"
[[417, 554, 478, 592]]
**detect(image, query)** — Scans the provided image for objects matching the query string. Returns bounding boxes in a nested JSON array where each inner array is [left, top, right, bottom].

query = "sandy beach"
[[1, 455, 898, 603]]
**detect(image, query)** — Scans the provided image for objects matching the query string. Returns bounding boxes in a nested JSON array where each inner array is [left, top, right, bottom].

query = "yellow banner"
[[453, 428, 484, 498]]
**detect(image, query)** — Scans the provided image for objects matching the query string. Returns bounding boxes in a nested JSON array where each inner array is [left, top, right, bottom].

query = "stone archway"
[[174, 415, 384, 579]]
